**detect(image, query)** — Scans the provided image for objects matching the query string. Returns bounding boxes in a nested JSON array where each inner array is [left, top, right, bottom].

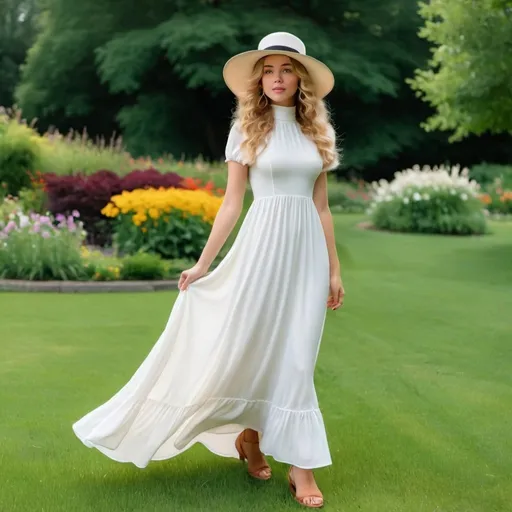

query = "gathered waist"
[[252, 194, 313, 203]]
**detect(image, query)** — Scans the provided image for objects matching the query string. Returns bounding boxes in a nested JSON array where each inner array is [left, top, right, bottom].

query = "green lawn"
[[1, 216, 511, 512]]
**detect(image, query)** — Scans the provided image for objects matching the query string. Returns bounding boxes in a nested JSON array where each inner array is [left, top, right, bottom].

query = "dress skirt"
[[72, 194, 333, 469]]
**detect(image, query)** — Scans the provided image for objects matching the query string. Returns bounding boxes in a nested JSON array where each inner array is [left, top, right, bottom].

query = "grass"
[[1, 216, 511, 511]]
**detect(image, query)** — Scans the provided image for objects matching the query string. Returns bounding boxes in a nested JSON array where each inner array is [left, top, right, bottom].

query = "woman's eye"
[[264, 70, 273, 74]]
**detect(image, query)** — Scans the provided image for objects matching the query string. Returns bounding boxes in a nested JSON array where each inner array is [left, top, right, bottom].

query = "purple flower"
[[39, 216, 51, 225], [30, 213, 38, 221], [41, 231, 50, 239], [72, 210, 80, 218], [32, 223, 41, 233], [56, 213, 65, 222], [5, 220, 17, 233]]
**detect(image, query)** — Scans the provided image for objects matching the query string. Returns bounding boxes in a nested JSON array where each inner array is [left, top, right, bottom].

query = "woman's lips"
[[273, 87, 286, 93]]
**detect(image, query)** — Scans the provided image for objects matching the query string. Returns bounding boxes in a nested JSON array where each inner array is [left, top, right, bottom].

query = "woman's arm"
[[312, 172, 345, 310], [179, 161, 248, 291]]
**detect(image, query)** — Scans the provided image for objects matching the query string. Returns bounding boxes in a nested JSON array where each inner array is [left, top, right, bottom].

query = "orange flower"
[[479, 193, 492, 205], [500, 191, 512, 202], [181, 177, 198, 190]]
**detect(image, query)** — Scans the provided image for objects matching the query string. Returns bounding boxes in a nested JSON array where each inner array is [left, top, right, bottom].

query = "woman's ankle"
[[291, 466, 315, 478], [243, 428, 259, 443]]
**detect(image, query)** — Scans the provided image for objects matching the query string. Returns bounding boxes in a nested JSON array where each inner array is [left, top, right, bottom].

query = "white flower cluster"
[[370, 165, 480, 206]]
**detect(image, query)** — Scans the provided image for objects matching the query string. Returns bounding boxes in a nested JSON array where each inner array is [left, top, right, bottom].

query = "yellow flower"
[[104, 186, 223, 228]]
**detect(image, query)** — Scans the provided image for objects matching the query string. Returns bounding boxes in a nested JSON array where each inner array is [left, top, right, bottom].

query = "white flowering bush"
[[0, 209, 87, 280], [368, 164, 487, 235]]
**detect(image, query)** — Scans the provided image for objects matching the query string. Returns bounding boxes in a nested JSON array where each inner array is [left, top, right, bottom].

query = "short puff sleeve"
[[323, 124, 340, 172], [224, 122, 250, 166]]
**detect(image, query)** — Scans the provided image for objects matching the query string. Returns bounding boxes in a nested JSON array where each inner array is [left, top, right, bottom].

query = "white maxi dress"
[[72, 104, 336, 469]]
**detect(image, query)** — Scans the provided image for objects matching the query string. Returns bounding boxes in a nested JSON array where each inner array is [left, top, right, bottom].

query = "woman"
[[73, 31, 344, 509]]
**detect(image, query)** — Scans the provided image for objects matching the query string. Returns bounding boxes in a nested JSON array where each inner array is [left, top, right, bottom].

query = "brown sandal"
[[288, 467, 324, 508], [235, 430, 272, 481]]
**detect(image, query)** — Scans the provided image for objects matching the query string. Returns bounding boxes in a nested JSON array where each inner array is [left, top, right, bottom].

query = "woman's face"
[[260, 55, 299, 107]]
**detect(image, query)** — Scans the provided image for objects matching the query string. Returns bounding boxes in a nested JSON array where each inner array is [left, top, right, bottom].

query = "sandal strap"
[[289, 469, 323, 502], [241, 430, 260, 444]]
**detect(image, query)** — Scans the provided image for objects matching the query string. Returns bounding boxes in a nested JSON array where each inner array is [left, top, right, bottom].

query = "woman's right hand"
[[178, 263, 209, 291]]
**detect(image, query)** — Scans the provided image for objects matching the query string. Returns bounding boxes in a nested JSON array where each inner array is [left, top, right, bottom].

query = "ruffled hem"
[[72, 396, 332, 470]]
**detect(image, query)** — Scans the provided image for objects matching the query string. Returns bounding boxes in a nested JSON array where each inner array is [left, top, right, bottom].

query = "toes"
[[303, 496, 323, 506], [258, 468, 271, 479]]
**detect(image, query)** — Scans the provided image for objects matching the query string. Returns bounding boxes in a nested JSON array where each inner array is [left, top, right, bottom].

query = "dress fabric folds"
[[72, 104, 335, 469]]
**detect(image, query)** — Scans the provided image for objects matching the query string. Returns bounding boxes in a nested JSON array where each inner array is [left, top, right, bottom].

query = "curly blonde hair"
[[233, 56, 339, 170]]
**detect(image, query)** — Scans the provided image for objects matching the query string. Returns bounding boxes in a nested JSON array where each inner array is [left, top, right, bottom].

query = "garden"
[[0, 108, 229, 284], [1, 108, 512, 288], [1, 1, 512, 510]]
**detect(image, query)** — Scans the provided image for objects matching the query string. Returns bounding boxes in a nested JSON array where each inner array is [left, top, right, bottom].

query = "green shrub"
[[163, 258, 196, 279], [120, 252, 166, 280], [371, 191, 487, 235], [81, 248, 122, 281], [18, 186, 47, 214], [0, 182, 8, 201], [113, 210, 212, 260], [369, 165, 488, 235], [328, 179, 371, 213], [0, 122, 40, 195], [0, 196, 22, 225], [470, 163, 512, 188]]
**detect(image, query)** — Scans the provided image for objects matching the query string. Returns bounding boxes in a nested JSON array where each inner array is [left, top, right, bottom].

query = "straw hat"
[[223, 32, 335, 99]]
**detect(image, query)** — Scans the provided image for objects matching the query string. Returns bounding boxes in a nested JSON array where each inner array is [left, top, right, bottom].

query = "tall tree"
[[16, 0, 512, 177], [16, 0, 428, 166], [0, 0, 38, 107], [409, 0, 512, 141]]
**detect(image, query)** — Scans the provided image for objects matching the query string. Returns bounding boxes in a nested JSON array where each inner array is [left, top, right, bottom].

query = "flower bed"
[[102, 187, 224, 260], [43, 168, 189, 245], [0, 200, 197, 282], [0, 210, 86, 280], [368, 165, 487, 235], [479, 178, 512, 219], [0, 110, 227, 287]]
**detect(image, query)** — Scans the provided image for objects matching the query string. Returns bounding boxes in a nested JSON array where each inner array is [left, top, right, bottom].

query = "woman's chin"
[[267, 93, 295, 106]]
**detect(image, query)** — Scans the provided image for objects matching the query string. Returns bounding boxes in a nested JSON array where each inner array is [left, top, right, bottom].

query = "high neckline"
[[271, 104, 296, 122]]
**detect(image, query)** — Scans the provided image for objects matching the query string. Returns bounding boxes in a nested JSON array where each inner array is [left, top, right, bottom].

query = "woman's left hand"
[[327, 274, 345, 311]]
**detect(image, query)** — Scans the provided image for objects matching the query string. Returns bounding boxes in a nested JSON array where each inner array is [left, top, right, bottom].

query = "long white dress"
[[72, 104, 336, 470]]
